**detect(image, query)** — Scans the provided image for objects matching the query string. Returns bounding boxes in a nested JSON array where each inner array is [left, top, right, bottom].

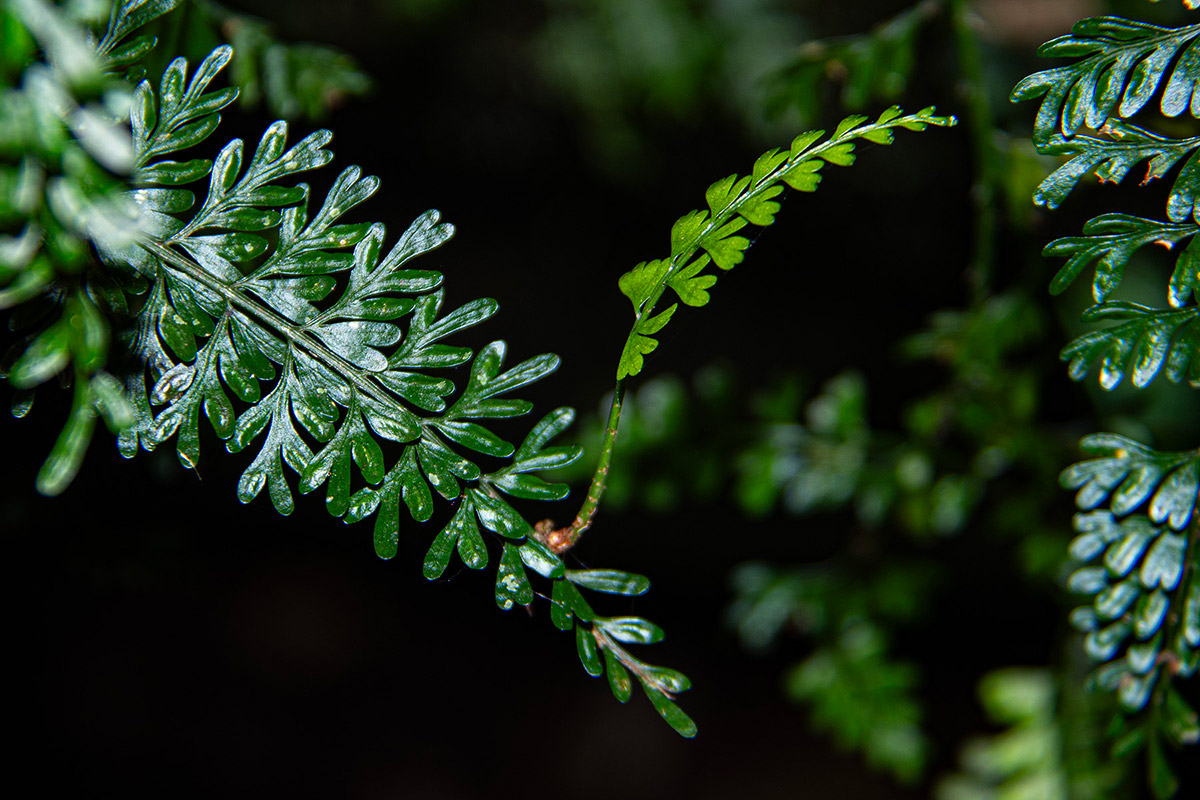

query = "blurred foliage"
[[730, 561, 937, 782], [533, 0, 809, 172], [762, 0, 938, 126], [0, 0, 147, 494], [559, 292, 1066, 560], [937, 669, 1079, 800], [132, 0, 371, 120]]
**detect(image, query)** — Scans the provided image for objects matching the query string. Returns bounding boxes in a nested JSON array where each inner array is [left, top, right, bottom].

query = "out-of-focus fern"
[[1014, 4, 1200, 796], [559, 292, 1058, 552], [532, 0, 807, 171], [121, 0, 371, 120], [0, 0, 148, 494], [185, 0, 371, 120], [729, 561, 936, 783], [762, 0, 937, 126], [937, 669, 1090, 800]]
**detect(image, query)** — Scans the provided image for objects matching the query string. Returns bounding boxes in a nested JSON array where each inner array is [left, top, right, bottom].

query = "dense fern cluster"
[[1, 0, 712, 736], [1013, 8, 1200, 794], [0, 0, 964, 742]]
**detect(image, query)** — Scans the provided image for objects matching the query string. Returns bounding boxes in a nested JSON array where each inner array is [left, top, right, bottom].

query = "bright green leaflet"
[[614, 105, 956, 382]]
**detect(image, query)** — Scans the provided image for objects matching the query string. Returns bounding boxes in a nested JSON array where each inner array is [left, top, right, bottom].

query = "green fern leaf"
[[613, 105, 955, 380], [96, 0, 181, 56], [1032, 121, 1200, 218], [133, 46, 240, 167], [496, 542, 534, 610], [566, 569, 651, 596], [1010, 17, 1200, 145], [1067, 511, 1198, 711], [1061, 434, 1200, 529], [1045, 213, 1199, 302], [1060, 302, 1200, 389]]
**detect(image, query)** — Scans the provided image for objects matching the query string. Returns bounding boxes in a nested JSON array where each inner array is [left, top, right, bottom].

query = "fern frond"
[[1010, 17, 1200, 145], [97, 0, 181, 57], [85, 37, 698, 736], [1032, 121, 1200, 218], [615, 105, 956, 380], [1059, 302, 1200, 390], [1062, 434, 1200, 530], [1066, 512, 1198, 711], [1018, 10, 1200, 787], [1045, 213, 1200, 304]]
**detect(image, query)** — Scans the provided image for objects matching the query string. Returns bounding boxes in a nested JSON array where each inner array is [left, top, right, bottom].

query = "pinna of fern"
[[1012, 6, 1200, 796], [2, 0, 958, 741], [1, 0, 703, 737]]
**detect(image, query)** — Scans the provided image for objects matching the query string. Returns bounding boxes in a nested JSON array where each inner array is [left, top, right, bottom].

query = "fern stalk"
[[539, 379, 625, 552], [551, 106, 956, 552]]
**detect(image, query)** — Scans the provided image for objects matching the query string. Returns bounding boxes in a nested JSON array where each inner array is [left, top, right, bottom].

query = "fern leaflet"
[[614, 105, 956, 380]]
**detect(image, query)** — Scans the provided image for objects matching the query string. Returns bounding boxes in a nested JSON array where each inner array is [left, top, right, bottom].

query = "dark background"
[[5, 1, 1198, 797]]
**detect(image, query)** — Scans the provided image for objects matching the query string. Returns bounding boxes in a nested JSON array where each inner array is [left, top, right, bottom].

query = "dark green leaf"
[[566, 569, 651, 596], [576, 625, 602, 677], [515, 540, 561, 583], [603, 647, 632, 703], [642, 685, 698, 738], [495, 543, 533, 610], [595, 616, 665, 645], [469, 488, 529, 539]]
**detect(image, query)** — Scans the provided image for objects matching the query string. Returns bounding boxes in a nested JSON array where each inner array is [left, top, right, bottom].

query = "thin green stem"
[[547, 379, 624, 551], [949, 0, 1000, 305]]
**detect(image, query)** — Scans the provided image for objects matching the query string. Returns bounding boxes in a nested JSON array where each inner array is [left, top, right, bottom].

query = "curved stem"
[[539, 380, 625, 553]]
